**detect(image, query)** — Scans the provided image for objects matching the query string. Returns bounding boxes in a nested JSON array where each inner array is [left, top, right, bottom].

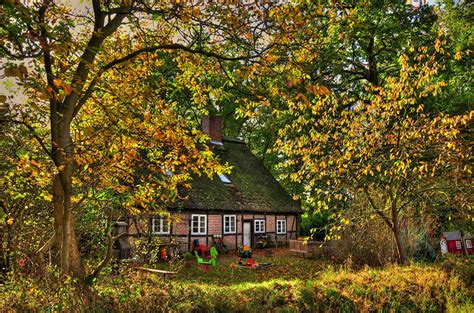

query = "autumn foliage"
[[0, 0, 472, 296]]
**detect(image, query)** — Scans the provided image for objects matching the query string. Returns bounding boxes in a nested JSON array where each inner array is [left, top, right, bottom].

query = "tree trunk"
[[391, 208, 408, 264], [53, 176, 84, 277], [52, 122, 84, 278]]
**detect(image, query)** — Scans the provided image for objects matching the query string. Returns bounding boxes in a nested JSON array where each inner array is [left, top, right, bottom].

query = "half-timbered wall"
[[130, 211, 300, 252]]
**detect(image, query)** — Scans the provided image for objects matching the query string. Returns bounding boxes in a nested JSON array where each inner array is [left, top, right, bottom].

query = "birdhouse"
[[442, 231, 464, 255], [462, 233, 473, 256]]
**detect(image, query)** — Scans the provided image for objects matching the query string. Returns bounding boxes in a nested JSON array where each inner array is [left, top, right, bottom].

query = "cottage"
[[129, 116, 302, 253]]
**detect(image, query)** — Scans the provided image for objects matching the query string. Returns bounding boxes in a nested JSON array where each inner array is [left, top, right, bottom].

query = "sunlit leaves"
[[73, 45, 227, 216], [273, 34, 472, 242]]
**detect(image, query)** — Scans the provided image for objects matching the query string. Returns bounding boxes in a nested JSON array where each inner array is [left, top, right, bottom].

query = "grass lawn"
[[148, 249, 327, 285], [2, 250, 473, 312]]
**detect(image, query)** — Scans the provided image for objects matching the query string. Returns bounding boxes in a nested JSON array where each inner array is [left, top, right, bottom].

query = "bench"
[[133, 267, 176, 279], [288, 240, 323, 258]]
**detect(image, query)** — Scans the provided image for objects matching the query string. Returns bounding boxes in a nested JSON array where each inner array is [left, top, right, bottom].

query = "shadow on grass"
[[145, 254, 329, 286]]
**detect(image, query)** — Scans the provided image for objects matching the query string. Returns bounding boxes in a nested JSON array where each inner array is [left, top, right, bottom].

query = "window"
[[455, 240, 462, 250], [218, 173, 232, 184], [224, 215, 236, 234], [191, 214, 207, 235], [277, 220, 286, 234], [210, 140, 224, 146], [152, 217, 170, 234], [254, 220, 265, 233]]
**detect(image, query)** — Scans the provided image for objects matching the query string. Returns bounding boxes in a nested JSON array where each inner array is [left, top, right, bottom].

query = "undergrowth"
[[1, 256, 473, 312]]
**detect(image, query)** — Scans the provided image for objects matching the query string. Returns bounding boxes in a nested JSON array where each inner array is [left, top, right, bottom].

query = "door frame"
[[242, 220, 253, 248]]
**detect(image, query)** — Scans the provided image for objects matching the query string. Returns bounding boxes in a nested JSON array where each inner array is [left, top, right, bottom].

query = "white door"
[[243, 222, 251, 247]]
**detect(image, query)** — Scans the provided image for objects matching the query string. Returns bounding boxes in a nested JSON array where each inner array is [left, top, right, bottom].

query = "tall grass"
[[2, 259, 472, 312]]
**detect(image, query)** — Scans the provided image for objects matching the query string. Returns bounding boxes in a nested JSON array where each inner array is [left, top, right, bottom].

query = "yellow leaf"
[[454, 51, 462, 60], [7, 217, 14, 225]]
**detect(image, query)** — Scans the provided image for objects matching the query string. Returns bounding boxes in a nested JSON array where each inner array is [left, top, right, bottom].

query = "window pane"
[[192, 215, 203, 234], [255, 220, 264, 233]]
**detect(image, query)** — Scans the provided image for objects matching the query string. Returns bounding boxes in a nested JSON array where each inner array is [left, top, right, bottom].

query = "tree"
[[0, 0, 275, 277], [273, 40, 472, 263], [227, 0, 439, 171], [423, 0, 473, 114]]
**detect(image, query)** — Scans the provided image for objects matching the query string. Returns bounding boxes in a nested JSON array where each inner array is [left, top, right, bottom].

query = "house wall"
[[128, 211, 300, 253], [173, 213, 188, 235]]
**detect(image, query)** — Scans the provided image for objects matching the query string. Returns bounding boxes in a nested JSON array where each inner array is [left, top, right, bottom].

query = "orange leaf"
[[53, 79, 62, 87], [319, 85, 330, 96], [63, 85, 73, 95]]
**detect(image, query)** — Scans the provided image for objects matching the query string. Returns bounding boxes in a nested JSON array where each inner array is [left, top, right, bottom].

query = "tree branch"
[[10, 119, 52, 158], [73, 42, 273, 118], [362, 186, 393, 228], [36, 235, 56, 264], [88, 232, 136, 280]]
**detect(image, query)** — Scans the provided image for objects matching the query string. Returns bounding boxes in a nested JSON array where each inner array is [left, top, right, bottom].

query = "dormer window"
[[218, 173, 231, 184], [210, 140, 224, 146]]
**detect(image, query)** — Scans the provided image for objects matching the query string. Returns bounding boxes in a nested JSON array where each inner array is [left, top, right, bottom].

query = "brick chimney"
[[202, 115, 222, 142]]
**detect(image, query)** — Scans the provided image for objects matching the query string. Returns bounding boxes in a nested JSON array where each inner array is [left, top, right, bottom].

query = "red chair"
[[195, 243, 209, 257]]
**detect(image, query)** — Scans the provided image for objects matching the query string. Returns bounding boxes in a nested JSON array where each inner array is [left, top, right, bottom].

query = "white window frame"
[[254, 220, 265, 233], [276, 220, 286, 234], [191, 214, 207, 235], [152, 216, 170, 235], [223, 215, 237, 234]]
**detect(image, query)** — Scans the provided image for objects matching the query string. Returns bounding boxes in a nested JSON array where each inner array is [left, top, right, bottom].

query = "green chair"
[[195, 247, 218, 266]]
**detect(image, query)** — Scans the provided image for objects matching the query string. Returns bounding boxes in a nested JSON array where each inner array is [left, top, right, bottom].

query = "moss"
[[183, 140, 301, 213]]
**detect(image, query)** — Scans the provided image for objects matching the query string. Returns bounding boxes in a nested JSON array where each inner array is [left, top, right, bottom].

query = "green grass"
[[1, 254, 473, 312], [150, 252, 327, 284]]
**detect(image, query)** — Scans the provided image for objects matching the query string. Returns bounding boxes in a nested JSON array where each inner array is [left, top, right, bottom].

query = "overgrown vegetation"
[[1, 255, 472, 312], [0, 0, 472, 311]]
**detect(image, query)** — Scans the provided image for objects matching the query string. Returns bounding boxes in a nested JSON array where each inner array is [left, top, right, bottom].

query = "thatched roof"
[[181, 139, 301, 214]]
